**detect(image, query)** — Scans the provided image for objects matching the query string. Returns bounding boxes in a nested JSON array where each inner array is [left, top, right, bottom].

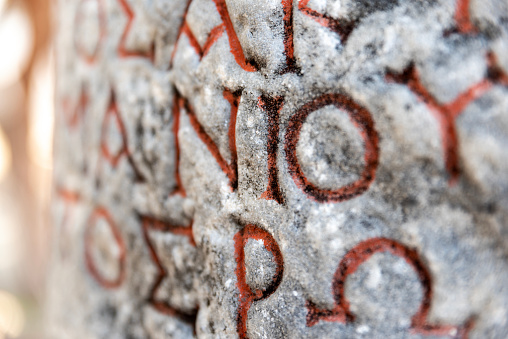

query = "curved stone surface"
[[48, 0, 508, 338]]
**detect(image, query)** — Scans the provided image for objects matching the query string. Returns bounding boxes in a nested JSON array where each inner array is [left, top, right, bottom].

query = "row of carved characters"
[[53, 190, 475, 338], [58, 204, 474, 339], [74, 0, 154, 64], [54, 192, 199, 328], [74, 0, 508, 73], [171, 71, 507, 207], [60, 85, 143, 180], [68, 0, 508, 196], [61, 59, 508, 204], [72, 0, 255, 68], [234, 224, 475, 339], [72, 0, 501, 70]]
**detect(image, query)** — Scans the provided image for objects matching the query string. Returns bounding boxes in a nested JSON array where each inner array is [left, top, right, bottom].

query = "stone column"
[[47, 0, 508, 338]]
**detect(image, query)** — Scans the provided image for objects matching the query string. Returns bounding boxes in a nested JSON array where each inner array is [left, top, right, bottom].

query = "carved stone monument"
[[47, 0, 508, 338]]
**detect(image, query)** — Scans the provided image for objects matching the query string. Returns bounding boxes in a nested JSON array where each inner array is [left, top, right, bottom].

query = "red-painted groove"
[[454, 0, 476, 34], [57, 188, 81, 203], [171, 92, 186, 196], [386, 64, 492, 185], [445, 79, 492, 119], [62, 87, 89, 128], [99, 91, 145, 181], [180, 91, 240, 191], [306, 237, 474, 338], [100, 99, 128, 168], [181, 23, 203, 57], [74, 0, 106, 64], [202, 24, 226, 58], [170, 0, 254, 72], [185, 99, 235, 189], [487, 51, 508, 87], [211, 0, 257, 72], [142, 215, 196, 247], [298, 0, 355, 43], [281, 0, 298, 73], [141, 216, 197, 325], [169, 0, 194, 68], [117, 0, 155, 61], [224, 88, 241, 190], [258, 95, 285, 204], [85, 207, 127, 289], [400, 0, 507, 184], [285, 93, 379, 203], [234, 224, 284, 339], [174, 22, 226, 64]]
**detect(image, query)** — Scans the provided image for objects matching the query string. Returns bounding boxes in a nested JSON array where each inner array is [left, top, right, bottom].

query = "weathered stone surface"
[[47, 0, 508, 338]]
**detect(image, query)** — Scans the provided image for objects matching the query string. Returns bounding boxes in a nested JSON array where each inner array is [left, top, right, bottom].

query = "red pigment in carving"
[[454, 0, 477, 34], [202, 24, 226, 57], [453, 0, 508, 86], [85, 207, 127, 289], [306, 237, 474, 338], [281, 0, 298, 73], [181, 91, 240, 191], [234, 224, 284, 339], [258, 95, 285, 204], [169, 0, 194, 67], [224, 88, 241, 190], [298, 0, 355, 43], [57, 189, 81, 203], [62, 86, 89, 128], [285, 93, 379, 203], [117, 0, 155, 61], [487, 51, 508, 87], [386, 64, 492, 185], [181, 22, 203, 57], [174, 22, 226, 64], [100, 99, 128, 167], [170, 0, 254, 71], [74, 0, 106, 64], [141, 216, 197, 325], [211, 0, 257, 72], [171, 92, 186, 196], [99, 91, 144, 181]]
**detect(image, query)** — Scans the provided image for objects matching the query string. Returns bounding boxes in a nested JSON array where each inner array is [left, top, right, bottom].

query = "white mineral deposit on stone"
[[47, 0, 508, 338], [356, 324, 370, 334]]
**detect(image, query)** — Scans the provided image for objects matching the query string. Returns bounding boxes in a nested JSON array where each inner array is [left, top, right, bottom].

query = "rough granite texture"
[[47, 0, 508, 338]]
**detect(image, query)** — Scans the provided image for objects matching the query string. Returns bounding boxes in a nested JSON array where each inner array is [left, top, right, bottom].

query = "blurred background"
[[0, 0, 52, 337]]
